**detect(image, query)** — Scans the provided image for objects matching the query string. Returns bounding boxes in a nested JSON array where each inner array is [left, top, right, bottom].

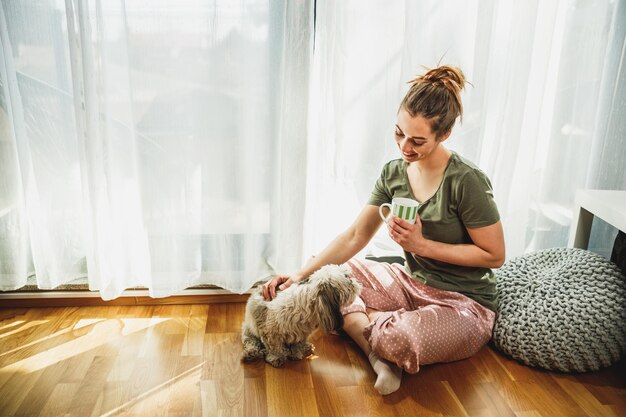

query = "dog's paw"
[[241, 333, 266, 362], [241, 343, 266, 362], [242, 349, 263, 362], [302, 342, 315, 357], [287, 342, 315, 360], [265, 354, 286, 368]]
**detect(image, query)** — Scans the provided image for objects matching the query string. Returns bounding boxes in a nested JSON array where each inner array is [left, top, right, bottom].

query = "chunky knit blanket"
[[493, 247, 626, 372]]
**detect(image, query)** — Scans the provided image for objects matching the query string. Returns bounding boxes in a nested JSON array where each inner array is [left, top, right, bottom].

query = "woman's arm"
[[388, 216, 505, 269], [262, 205, 383, 300]]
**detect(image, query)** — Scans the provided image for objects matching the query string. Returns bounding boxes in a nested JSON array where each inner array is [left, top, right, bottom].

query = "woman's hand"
[[387, 215, 427, 255], [261, 274, 297, 301]]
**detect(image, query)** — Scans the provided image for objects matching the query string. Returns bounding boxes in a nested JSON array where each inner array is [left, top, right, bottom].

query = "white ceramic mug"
[[378, 197, 419, 224]]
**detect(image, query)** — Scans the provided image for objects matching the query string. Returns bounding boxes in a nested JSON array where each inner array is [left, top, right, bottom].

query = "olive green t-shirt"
[[368, 151, 500, 311]]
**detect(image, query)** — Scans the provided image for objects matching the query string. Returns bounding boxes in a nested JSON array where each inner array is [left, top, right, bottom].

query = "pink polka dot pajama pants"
[[342, 258, 496, 374]]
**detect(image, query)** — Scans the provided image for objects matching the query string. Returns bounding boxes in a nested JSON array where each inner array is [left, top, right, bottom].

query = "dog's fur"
[[241, 264, 362, 367]]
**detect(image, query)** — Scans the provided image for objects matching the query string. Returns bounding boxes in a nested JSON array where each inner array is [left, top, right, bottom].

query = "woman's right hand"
[[261, 274, 296, 301]]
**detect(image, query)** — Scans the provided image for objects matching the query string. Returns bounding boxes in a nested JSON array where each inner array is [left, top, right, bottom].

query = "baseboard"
[[0, 289, 251, 308]]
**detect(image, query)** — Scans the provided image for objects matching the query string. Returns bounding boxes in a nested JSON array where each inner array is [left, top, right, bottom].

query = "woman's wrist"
[[291, 273, 305, 283], [412, 237, 431, 257]]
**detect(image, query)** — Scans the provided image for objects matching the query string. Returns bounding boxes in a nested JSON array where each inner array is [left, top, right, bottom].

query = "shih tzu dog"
[[241, 264, 362, 367]]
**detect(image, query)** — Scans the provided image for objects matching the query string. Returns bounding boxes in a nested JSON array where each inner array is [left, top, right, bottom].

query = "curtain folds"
[[1, 0, 624, 299], [0, 0, 312, 298]]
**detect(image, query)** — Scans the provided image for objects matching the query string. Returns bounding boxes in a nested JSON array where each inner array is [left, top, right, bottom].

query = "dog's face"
[[307, 264, 362, 332]]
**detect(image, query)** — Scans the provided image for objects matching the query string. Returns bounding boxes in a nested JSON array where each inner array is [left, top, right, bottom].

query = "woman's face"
[[394, 109, 446, 163]]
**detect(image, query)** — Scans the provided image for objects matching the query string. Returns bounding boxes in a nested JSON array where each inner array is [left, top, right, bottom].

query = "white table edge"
[[568, 189, 626, 249]]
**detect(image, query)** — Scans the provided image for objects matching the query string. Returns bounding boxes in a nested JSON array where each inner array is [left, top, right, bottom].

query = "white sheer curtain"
[[2, 0, 624, 299], [304, 0, 626, 261], [0, 0, 312, 298]]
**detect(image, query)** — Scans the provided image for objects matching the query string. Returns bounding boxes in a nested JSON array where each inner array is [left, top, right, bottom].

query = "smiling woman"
[[394, 116, 432, 163], [262, 64, 505, 395]]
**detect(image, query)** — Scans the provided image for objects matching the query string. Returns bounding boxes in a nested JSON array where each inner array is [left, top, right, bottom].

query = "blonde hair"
[[399, 65, 467, 139]]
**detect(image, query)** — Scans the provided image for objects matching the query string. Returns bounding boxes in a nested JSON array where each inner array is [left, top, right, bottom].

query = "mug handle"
[[378, 203, 392, 223]]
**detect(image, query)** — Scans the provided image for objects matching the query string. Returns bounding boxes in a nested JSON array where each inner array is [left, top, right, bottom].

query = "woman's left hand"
[[387, 215, 427, 255]]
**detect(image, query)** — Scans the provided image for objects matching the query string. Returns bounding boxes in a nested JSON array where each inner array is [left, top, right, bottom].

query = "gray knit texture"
[[493, 247, 626, 372]]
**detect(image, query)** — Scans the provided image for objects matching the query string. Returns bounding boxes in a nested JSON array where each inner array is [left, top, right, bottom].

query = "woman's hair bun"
[[401, 65, 468, 137], [410, 65, 466, 94]]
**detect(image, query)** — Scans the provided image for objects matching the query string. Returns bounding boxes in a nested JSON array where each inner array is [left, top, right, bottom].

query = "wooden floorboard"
[[0, 304, 623, 417]]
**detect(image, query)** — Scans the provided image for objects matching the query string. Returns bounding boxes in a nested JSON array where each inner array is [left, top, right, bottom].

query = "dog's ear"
[[317, 281, 344, 333], [339, 264, 352, 278]]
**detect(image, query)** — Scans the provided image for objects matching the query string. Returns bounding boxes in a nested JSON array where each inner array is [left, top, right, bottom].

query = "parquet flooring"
[[0, 303, 624, 417]]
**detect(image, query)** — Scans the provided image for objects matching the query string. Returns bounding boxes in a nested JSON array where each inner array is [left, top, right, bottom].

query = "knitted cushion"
[[493, 247, 626, 372]]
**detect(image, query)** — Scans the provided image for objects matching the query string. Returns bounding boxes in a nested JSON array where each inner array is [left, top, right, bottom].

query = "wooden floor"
[[0, 304, 624, 417]]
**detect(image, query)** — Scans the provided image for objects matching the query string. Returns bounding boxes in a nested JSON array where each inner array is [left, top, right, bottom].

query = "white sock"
[[368, 351, 402, 395]]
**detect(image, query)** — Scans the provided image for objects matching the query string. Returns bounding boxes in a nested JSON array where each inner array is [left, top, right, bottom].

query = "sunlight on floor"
[[0, 320, 47, 340], [0, 320, 28, 331], [99, 362, 204, 417], [73, 318, 106, 330], [0, 317, 171, 374], [0, 323, 77, 359]]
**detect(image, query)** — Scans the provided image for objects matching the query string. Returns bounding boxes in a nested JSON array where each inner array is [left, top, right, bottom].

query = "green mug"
[[379, 198, 419, 224]]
